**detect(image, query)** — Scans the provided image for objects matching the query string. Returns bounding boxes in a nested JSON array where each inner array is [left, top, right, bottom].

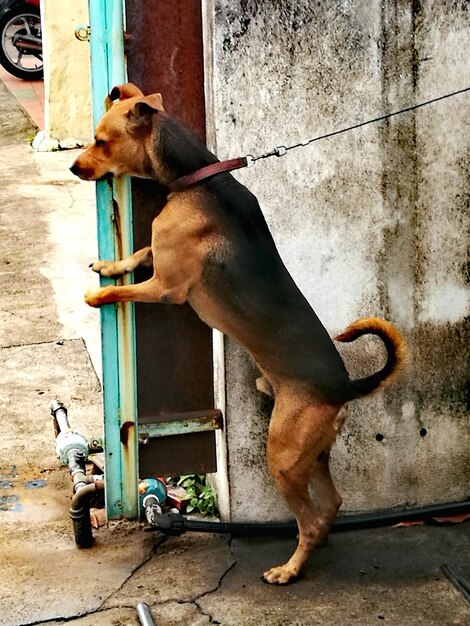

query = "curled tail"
[[335, 317, 409, 401]]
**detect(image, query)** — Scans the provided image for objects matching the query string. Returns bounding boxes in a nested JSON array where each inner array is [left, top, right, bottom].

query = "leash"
[[169, 86, 470, 192]]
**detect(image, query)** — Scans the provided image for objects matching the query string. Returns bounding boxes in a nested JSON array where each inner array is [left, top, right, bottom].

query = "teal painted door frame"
[[88, 0, 138, 519]]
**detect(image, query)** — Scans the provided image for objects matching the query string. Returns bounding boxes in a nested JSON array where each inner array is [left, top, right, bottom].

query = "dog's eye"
[[95, 139, 106, 147]]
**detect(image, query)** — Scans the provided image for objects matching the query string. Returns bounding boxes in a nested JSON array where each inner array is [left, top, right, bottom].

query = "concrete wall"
[[203, 0, 470, 519], [40, 0, 91, 147]]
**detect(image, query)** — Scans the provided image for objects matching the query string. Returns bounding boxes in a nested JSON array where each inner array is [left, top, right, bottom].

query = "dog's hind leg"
[[311, 449, 342, 530], [90, 246, 153, 277], [262, 394, 341, 585], [311, 406, 347, 526]]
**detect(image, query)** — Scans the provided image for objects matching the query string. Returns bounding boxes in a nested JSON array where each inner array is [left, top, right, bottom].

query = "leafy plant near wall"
[[177, 474, 218, 516]]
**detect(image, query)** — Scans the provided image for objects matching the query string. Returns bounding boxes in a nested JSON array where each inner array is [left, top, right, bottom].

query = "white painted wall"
[[40, 0, 92, 147], [203, 0, 470, 519]]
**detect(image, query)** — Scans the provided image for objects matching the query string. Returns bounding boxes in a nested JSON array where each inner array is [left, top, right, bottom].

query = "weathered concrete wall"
[[204, 0, 469, 519], [40, 0, 91, 146]]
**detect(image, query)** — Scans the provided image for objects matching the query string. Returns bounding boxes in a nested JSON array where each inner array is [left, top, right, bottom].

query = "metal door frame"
[[88, 0, 138, 519], [87, 0, 227, 521]]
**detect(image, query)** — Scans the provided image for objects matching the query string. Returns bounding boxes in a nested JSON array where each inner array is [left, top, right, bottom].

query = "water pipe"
[[51, 400, 104, 547], [70, 480, 104, 548], [136, 602, 156, 626]]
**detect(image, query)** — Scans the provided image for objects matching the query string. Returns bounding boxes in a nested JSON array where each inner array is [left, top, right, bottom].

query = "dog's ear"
[[105, 83, 144, 109], [110, 82, 144, 100], [126, 102, 158, 136], [145, 92, 164, 111]]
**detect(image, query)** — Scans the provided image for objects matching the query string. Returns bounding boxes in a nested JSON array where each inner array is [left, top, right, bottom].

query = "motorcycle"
[[0, 0, 42, 80]]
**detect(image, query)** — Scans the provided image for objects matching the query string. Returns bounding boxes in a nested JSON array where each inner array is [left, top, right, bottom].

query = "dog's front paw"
[[262, 564, 300, 585], [84, 288, 103, 308], [90, 260, 123, 278]]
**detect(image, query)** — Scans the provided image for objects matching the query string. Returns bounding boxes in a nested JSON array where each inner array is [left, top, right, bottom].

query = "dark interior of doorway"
[[125, 1, 216, 476]]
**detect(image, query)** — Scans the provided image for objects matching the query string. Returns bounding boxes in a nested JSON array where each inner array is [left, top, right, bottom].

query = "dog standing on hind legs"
[[70, 82, 409, 585]]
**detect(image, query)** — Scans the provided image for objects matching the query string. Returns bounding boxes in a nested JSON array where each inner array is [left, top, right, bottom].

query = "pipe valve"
[[54, 429, 89, 466]]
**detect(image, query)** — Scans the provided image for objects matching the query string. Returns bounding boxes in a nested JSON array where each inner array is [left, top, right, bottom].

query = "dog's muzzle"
[[69, 163, 113, 182]]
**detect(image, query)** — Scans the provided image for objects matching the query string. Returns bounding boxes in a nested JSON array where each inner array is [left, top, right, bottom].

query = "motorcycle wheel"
[[0, 6, 43, 80]]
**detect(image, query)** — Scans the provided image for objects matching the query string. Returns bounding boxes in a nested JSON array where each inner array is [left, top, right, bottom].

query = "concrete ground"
[[0, 80, 469, 626], [0, 65, 44, 129]]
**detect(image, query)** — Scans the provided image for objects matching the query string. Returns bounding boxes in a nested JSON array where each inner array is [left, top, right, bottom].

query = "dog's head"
[[70, 83, 164, 181]]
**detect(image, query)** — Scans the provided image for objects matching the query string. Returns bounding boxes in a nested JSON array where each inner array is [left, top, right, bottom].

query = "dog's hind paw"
[[262, 564, 300, 585]]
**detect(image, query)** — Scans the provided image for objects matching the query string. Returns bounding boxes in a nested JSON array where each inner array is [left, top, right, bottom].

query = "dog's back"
[[193, 173, 351, 399]]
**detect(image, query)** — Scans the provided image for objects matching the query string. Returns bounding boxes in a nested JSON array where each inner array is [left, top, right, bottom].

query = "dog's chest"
[[150, 199, 216, 288]]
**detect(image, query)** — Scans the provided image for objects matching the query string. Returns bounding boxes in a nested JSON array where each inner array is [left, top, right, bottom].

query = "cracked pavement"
[[0, 81, 469, 626]]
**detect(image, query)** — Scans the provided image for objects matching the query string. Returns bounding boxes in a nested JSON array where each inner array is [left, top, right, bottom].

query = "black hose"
[[146, 499, 470, 536], [331, 499, 470, 533], [441, 564, 470, 604]]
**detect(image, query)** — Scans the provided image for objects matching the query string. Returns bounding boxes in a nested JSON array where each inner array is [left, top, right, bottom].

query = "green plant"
[[177, 474, 218, 516]]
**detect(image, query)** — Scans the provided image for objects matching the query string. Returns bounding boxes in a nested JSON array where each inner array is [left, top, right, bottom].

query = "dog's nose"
[[69, 163, 80, 176]]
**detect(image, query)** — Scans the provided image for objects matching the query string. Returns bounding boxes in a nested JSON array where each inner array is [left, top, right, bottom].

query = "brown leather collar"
[[168, 156, 249, 192]]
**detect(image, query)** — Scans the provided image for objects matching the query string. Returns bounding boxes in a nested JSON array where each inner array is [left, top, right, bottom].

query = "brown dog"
[[71, 83, 408, 585]]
